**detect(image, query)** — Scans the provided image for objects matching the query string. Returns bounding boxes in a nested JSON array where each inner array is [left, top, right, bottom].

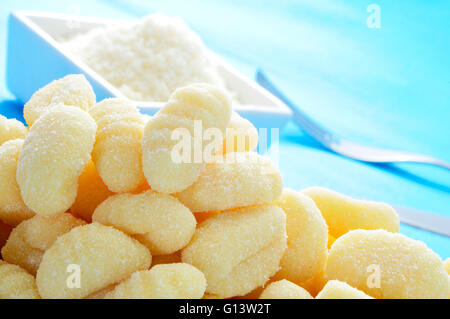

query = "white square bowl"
[[6, 10, 292, 131]]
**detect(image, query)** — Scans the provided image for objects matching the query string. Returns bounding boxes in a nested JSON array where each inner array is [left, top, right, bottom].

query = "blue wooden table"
[[1, 0, 449, 257]]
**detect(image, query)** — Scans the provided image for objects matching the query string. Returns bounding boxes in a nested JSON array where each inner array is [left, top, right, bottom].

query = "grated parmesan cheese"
[[63, 14, 226, 102]]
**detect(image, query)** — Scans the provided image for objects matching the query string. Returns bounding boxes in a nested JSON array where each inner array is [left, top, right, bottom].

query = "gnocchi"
[[0, 139, 34, 226], [105, 263, 206, 299], [142, 83, 232, 193], [302, 187, 399, 238], [316, 280, 373, 299], [24, 74, 95, 126], [36, 223, 151, 299], [176, 152, 283, 212], [92, 190, 196, 255], [259, 280, 313, 299], [17, 105, 96, 216], [90, 98, 146, 192], [272, 189, 328, 287], [0, 115, 27, 146], [1, 212, 85, 275], [181, 204, 287, 298], [326, 229, 449, 299], [0, 260, 40, 299]]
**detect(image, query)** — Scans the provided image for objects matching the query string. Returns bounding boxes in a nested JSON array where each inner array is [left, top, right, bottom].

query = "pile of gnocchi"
[[0, 75, 448, 299]]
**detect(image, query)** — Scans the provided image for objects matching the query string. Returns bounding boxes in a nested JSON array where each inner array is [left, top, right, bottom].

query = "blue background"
[[1, 1, 449, 257]]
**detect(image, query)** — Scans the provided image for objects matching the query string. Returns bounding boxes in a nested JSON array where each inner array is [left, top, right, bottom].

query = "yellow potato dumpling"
[[0, 139, 35, 226], [90, 98, 141, 124], [105, 263, 206, 299], [36, 223, 151, 299], [142, 83, 232, 194], [259, 280, 313, 299], [6, 77, 449, 301], [0, 115, 27, 146], [89, 98, 141, 127], [182, 204, 287, 298], [221, 111, 258, 154], [93, 133, 145, 193], [326, 229, 450, 299], [176, 152, 283, 212], [1, 212, 86, 275], [70, 159, 114, 222], [92, 190, 196, 255], [302, 186, 399, 238], [24, 74, 95, 126], [316, 280, 373, 299], [0, 260, 40, 299], [17, 106, 96, 216], [272, 189, 328, 287], [90, 98, 146, 193]]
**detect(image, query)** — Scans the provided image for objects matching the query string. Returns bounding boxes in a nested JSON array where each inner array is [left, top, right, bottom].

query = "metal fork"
[[256, 69, 450, 170]]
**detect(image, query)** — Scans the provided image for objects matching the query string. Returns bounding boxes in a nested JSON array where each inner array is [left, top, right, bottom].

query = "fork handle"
[[256, 69, 450, 170]]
